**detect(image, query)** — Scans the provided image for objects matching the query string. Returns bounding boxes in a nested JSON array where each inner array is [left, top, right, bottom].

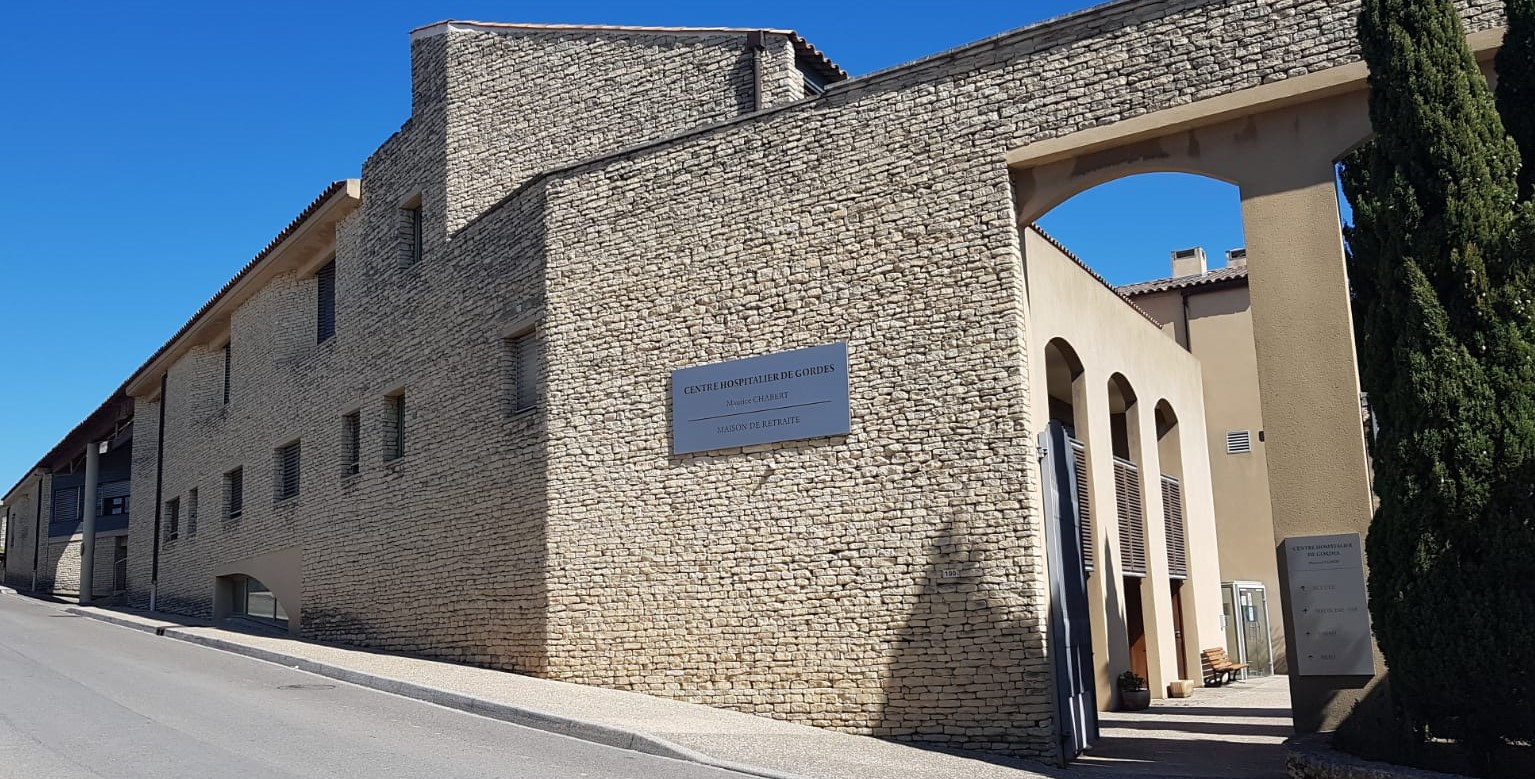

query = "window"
[[53, 487, 81, 523], [1225, 430, 1253, 455], [399, 196, 423, 266], [316, 260, 336, 343], [187, 488, 199, 538], [343, 411, 361, 475], [507, 331, 540, 413], [224, 467, 244, 520], [165, 497, 180, 541], [384, 394, 405, 461], [275, 441, 301, 501], [101, 496, 129, 516], [231, 575, 289, 625], [222, 342, 232, 406]]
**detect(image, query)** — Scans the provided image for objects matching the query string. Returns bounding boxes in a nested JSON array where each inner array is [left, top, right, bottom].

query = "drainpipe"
[[747, 30, 767, 112], [150, 373, 166, 612], [80, 442, 100, 604], [31, 470, 44, 591]]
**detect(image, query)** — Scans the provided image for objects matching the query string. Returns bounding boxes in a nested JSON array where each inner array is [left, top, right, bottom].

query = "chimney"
[[1171, 247, 1207, 278], [1226, 248, 1248, 269]]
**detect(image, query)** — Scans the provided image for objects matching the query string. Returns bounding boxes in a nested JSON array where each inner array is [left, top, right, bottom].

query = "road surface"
[[0, 594, 754, 779]]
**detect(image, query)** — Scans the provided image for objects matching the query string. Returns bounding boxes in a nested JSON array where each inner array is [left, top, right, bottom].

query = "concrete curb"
[[64, 606, 808, 779]]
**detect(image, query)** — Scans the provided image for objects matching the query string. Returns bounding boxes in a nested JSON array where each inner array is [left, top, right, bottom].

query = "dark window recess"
[[223, 343, 232, 405], [276, 442, 301, 501], [112, 541, 128, 591], [399, 201, 423, 265], [225, 468, 244, 520], [101, 496, 129, 516], [508, 332, 540, 412], [384, 395, 405, 461], [165, 497, 180, 541], [187, 488, 199, 538], [343, 412, 361, 475], [316, 260, 336, 343]]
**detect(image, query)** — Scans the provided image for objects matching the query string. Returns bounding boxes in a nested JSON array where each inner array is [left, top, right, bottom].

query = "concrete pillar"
[[1240, 162, 1378, 732], [79, 442, 100, 605]]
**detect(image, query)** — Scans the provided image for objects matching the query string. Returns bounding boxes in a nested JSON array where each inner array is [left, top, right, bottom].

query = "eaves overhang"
[[123, 179, 361, 400]]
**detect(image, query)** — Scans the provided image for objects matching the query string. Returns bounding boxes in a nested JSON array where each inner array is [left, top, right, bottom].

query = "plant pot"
[[1120, 689, 1151, 711]]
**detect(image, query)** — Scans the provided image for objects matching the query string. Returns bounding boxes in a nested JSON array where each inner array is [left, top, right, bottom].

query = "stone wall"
[[501, 0, 1504, 758]]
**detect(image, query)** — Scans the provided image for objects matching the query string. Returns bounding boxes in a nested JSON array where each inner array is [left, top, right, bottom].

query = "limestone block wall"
[[2, 476, 41, 589]]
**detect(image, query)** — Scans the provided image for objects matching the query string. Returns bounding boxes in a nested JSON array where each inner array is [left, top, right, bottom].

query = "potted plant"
[[1118, 670, 1150, 711]]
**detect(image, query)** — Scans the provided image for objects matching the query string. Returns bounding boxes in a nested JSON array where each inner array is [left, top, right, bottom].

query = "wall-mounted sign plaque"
[[1283, 532, 1375, 676], [671, 343, 850, 455]]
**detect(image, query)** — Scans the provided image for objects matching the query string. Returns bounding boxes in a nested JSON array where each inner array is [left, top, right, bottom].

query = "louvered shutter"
[[53, 487, 80, 523], [1162, 475, 1188, 579], [316, 261, 336, 343], [1114, 457, 1148, 576], [277, 442, 301, 500], [1070, 438, 1093, 573], [511, 332, 539, 411]]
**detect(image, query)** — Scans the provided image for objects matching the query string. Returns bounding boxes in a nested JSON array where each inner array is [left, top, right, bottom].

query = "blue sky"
[[0, 0, 1246, 483]]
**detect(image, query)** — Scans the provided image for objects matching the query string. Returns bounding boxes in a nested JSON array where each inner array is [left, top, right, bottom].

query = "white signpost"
[[671, 343, 851, 455], [1283, 532, 1375, 676]]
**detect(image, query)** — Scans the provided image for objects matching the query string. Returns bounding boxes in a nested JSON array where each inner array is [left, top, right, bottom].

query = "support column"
[[80, 442, 100, 605], [1240, 162, 1378, 732]]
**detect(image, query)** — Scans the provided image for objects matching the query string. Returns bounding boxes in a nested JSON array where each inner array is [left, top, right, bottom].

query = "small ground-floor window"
[[230, 575, 288, 626]]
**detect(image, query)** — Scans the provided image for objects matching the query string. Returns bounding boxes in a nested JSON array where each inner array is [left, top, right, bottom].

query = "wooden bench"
[[1201, 647, 1249, 686]]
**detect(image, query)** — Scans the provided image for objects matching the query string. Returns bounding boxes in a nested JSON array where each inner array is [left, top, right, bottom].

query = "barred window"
[[275, 441, 301, 501], [343, 411, 361, 476], [187, 488, 199, 538], [222, 342, 232, 406], [165, 497, 180, 542], [384, 394, 405, 461]]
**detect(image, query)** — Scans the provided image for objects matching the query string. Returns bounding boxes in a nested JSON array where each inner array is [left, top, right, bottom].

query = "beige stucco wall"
[[1020, 229, 1224, 707], [1133, 281, 1284, 672]]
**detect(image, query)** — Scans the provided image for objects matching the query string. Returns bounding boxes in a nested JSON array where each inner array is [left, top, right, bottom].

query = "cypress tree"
[[1343, 0, 1535, 769]]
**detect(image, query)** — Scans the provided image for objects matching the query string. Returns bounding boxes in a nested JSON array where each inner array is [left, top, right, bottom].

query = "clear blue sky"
[[0, 0, 1245, 483]]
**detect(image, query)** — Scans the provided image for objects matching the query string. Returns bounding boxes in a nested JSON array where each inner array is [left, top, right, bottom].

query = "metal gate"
[[1040, 421, 1098, 762]]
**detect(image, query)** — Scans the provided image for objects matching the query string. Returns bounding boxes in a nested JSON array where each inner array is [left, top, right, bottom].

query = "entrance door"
[[1170, 580, 1188, 680], [1040, 422, 1098, 761], [1124, 577, 1148, 683]]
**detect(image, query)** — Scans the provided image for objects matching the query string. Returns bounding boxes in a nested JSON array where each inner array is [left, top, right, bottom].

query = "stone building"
[[3, 0, 1513, 763]]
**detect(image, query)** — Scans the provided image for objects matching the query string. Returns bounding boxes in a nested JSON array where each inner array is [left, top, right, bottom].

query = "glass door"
[[1237, 584, 1273, 677]]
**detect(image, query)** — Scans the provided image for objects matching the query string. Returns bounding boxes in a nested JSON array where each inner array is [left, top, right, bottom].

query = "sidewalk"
[[40, 595, 1290, 779], [57, 602, 1059, 779]]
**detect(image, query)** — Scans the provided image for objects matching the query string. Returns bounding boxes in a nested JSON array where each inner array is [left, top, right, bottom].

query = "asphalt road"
[[0, 595, 754, 779]]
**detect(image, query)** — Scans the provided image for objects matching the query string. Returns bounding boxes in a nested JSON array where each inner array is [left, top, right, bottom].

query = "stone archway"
[[1007, 34, 1500, 729]]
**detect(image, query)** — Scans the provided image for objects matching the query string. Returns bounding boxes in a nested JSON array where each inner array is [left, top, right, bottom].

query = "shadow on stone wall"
[[874, 511, 1054, 759]]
